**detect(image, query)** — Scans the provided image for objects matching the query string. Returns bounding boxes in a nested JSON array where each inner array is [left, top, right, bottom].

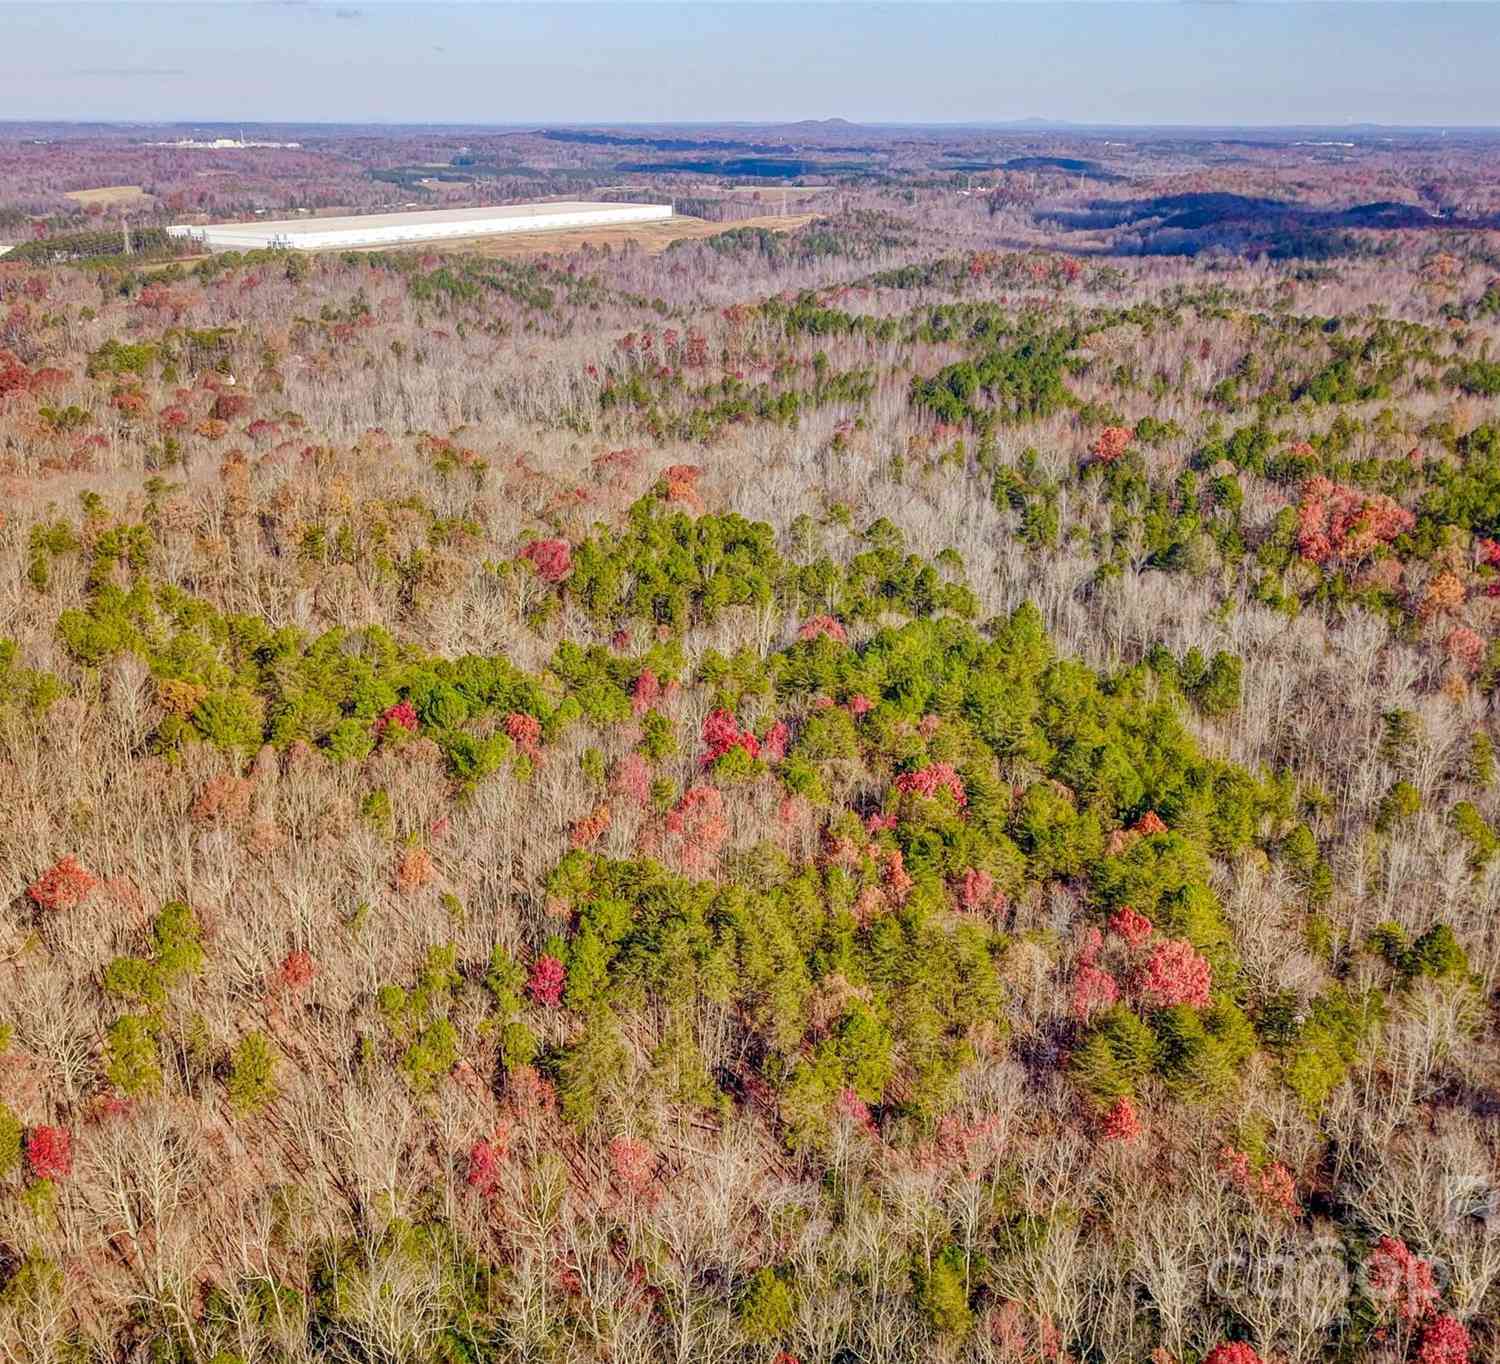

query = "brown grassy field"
[[428, 211, 815, 258], [62, 184, 154, 207]]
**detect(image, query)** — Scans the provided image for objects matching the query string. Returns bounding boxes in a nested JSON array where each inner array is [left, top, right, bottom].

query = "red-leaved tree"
[[1203, 1344, 1263, 1364], [27, 856, 98, 911], [25, 1126, 72, 1180], [1091, 425, 1134, 463], [894, 761, 967, 808], [1136, 938, 1212, 1008], [1296, 476, 1414, 567], [519, 537, 573, 583], [1418, 1316, 1471, 1364], [1365, 1235, 1439, 1323], [527, 954, 566, 1007]]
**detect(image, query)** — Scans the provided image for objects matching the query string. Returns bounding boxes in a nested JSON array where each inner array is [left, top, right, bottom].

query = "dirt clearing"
[[424, 212, 816, 259], [65, 185, 155, 207]]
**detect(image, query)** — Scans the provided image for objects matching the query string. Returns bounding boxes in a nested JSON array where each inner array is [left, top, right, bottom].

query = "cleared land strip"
[[422, 212, 816, 258], [64, 184, 155, 207]]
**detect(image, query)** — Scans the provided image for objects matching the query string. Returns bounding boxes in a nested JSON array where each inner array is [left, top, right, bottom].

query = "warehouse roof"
[[175, 201, 660, 237]]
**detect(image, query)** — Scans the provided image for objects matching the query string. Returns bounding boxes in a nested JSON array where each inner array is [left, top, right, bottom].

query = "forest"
[[0, 122, 1499, 1364]]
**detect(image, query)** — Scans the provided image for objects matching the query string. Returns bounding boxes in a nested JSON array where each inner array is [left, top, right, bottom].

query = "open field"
[[62, 184, 153, 207], [428, 210, 816, 257]]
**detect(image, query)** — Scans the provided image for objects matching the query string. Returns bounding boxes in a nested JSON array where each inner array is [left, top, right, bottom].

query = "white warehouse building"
[[166, 200, 672, 252]]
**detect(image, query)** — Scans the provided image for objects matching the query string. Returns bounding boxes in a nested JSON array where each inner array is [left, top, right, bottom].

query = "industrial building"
[[166, 200, 672, 252]]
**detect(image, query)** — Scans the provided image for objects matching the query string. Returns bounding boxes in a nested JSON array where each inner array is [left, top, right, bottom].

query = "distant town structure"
[[167, 200, 672, 252], [148, 135, 303, 150]]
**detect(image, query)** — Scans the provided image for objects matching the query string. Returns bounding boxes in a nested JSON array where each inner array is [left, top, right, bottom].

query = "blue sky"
[[2, 3, 1498, 126]]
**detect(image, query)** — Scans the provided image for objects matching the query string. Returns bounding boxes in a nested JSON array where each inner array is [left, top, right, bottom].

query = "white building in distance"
[[166, 201, 672, 252], [149, 138, 303, 150]]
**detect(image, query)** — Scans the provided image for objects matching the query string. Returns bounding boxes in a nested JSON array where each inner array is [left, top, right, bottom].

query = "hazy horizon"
[[4, 2, 1499, 127]]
